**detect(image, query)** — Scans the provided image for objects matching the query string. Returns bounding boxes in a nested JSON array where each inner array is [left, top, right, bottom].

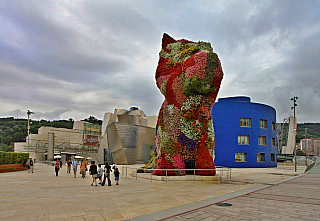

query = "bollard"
[[166, 170, 167, 183]]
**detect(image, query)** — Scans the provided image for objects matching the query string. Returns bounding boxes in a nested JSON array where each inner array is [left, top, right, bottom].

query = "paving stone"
[[1, 162, 319, 220]]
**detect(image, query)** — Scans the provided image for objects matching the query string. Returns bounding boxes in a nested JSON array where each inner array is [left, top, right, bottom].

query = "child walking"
[[114, 167, 120, 185], [97, 164, 103, 184]]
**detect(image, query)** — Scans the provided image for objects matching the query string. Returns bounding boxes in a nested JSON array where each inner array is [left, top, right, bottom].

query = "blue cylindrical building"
[[211, 96, 277, 168]]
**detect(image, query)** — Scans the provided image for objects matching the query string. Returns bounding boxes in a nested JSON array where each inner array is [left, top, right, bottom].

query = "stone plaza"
[[1, 160, 318, 220]]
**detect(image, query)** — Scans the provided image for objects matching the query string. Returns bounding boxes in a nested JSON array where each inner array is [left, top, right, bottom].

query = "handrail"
[[123, 167, 231, 183]]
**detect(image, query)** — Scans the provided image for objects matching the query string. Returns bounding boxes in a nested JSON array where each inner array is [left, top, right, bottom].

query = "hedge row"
[[0, 151, 29, 165]]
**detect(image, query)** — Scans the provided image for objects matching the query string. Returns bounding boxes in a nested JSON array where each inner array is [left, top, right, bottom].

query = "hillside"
[[296, 123, 320, 143], [0, 116, 102, 152]]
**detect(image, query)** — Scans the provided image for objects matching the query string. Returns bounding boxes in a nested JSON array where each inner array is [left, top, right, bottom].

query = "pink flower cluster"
[[186, 51, 207, 79], [173, 154, 186, 175], [172, 77, 187, 106]]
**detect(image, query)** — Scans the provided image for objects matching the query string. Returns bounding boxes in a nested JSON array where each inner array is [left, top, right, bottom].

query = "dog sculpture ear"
[[162, 33, 176, 51]]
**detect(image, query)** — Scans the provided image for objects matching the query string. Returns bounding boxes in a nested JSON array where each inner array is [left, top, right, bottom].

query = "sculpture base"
[[134, 172, 220, 183]]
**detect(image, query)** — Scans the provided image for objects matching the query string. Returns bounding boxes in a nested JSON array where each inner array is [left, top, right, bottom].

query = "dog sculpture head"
[[155, 33, 223, 109]]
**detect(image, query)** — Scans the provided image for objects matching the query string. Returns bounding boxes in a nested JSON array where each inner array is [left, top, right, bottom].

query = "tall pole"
[[291, 97, 298, 172], [305, 128, 308, 166], [27, 110, 34, 155]]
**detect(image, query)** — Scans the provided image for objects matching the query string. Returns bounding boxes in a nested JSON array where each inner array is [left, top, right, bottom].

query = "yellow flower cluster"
[[178, 44, 197, 61]]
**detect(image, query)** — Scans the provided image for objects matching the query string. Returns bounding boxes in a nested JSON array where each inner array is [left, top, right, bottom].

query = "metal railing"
[[121, 166, 231, 183]]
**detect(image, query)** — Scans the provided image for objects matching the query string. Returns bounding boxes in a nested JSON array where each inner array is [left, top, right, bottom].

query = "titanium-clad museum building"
[[211, 96, 277, 168]]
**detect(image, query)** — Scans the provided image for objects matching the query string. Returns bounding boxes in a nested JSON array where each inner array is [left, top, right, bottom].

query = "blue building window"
[[259, 136, 267, 145], [260, 119, 267, 129], [240, 118, 251, 127], [272, 138, 275, 147], [238, 135, 249, 145], [257, 153, 265, 162], [235, 153, 247, 162], [271, 153, 275, 162]]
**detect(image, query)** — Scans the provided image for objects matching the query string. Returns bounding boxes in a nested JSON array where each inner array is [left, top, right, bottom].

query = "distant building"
[[99, 108, 157, 165], [211, 96, 277, 168], [14, 121, 99, 163], [301, 138, 320, 155], [14, 107, 157, 165]]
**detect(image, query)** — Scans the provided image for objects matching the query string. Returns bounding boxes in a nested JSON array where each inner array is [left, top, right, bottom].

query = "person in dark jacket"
[[89, 161, 98, 186], [101, 162, 112, 186]]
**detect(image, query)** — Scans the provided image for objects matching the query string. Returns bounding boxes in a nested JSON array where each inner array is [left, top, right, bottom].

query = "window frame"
[[272, 138, 275, 147], [259, 136, 267, 145], [238, 135, 250, 145], [271, 153, 275, 162], [257, 153, 265, 162], [272, 122, 275, 131], [260, 119, 267, 129], [240, 118, 251, 127], [235, 153, 247, 162]]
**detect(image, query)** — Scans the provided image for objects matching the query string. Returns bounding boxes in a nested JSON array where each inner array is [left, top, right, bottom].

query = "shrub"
[[0, 151, 29, 164]]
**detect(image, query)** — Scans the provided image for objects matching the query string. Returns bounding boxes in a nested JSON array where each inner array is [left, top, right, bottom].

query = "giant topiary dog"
[[153, 33, 224, 176]]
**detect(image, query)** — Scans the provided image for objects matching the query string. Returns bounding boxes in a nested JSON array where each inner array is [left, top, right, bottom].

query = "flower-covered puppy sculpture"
[[154, 33, 223, 176]]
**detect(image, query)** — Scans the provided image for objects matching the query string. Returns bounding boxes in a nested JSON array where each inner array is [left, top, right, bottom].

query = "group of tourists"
[[54, 157, 120, 186]]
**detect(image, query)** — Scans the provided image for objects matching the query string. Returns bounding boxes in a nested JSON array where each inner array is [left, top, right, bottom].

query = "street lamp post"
[[305, 128, 308, 166], [291, 96, 298, 172], [27, 110, 34, 154]]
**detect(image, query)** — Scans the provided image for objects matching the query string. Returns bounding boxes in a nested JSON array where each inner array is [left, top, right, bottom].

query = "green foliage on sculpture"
[[153, 33, 224, 176]]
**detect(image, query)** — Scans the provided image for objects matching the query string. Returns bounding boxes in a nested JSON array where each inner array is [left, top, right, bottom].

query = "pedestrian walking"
[[80, 159, 87, 178], [72, 158, 78, 178], [59, 159, 62, 168], [54, 160, 60, 176], [114, 167, 120, 185], [29, 158, 34, 173], [101, 162, 112, 186], [67, 159, 72, 173], [89, 161, 98, 186], [97, 164, 103, 184], [83, 158, 88, 175]]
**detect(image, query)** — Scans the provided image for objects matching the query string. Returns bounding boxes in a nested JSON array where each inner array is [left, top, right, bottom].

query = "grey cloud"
[[8, 109, 26, 119], [0, 1, 129, 84], [6, 108, 69, 120], [1, 0, 320, 122], [33, 108, 71, 120]]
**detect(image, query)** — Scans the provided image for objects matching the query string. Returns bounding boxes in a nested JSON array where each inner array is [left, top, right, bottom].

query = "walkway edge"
[[125, 174, 305, 221]]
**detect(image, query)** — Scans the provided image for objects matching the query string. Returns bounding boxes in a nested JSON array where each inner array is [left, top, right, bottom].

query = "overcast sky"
[[0, 0, 319, 123]]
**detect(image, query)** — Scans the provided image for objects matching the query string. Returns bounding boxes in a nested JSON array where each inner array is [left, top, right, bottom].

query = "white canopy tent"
[[74, 156, 84, 159]]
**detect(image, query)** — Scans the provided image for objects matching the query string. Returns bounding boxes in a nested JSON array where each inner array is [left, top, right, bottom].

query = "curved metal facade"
[[211, 96, 277, 168]]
